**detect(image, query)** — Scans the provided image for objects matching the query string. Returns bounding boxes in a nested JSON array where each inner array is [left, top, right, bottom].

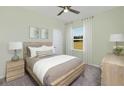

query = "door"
[[53, 29, 63, 54]]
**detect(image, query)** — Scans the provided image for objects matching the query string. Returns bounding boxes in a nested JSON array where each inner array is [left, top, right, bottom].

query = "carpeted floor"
[[0, 64, 101, 86]]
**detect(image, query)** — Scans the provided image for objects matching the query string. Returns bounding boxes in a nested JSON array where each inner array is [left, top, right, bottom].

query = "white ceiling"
[[23, 6, 116, 23]]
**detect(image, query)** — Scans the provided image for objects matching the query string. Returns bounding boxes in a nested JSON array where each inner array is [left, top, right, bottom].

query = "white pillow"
[[41, 45, 55, 54], [36, 50, 53, 57], [28, 46, 44, 57], [28, 45, 55, 58]]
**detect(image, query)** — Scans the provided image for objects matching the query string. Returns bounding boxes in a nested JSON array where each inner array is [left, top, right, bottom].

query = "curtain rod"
[[65, 16, 94, 25], [81, 16, 94, 21]]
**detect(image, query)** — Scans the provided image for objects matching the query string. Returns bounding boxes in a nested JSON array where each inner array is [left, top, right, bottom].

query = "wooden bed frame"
[[23, 42, 84, 86]]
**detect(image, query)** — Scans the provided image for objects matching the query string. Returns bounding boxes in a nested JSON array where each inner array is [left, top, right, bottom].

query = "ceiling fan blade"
[[69, 8, 80, 14], [58, 6, 65, 8], [57, 10, 64, 16]]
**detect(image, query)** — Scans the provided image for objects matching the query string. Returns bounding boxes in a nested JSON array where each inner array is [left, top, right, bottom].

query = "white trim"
[[86, 63, 100, 68], [71, 49, 84, 52], [73, 39, 83, 40]]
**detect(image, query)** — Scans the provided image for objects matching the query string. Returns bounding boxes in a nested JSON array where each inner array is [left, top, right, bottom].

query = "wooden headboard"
[[23, 42, 52, 59]]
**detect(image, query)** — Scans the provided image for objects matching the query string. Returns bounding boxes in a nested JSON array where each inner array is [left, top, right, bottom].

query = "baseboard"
[[85, 63, 100, 68]]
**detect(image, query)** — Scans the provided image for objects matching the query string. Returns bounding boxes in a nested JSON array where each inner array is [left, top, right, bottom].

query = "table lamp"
[[9, 42, 22, 61], [110, 34, 124, 55]]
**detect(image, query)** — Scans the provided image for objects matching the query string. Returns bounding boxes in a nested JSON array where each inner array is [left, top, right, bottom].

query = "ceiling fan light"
[[64, 8, 68, 13]]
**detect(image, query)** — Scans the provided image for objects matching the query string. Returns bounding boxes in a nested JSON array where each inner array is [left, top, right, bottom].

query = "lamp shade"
[[9, 42, 22, 50], [109, 34, 124, 42]]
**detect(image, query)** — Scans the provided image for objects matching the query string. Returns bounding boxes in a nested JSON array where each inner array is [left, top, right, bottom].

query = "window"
[[72, 27, 83, 50]]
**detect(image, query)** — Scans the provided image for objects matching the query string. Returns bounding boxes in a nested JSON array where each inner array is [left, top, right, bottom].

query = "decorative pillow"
[[41, 45, 55, 54], [36, 50, 53, 57], [28, 45, 55, 58], [28, 46, 44, 57]]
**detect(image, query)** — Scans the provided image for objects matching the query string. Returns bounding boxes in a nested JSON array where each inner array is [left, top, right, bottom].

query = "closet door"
[[53, 29, 63, 54]]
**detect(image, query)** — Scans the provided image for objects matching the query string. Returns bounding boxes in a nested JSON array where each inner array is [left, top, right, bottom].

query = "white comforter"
[[33, 55, 76, 84]]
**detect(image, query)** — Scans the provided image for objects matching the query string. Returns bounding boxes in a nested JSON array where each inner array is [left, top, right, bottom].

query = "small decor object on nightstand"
[[9, 42, 22, 61], [110, 34, 124, 55], [113, 47, 124, 56]]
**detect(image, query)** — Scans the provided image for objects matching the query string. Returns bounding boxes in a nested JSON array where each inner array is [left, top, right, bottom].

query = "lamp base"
[[11, 55, 19, 61]]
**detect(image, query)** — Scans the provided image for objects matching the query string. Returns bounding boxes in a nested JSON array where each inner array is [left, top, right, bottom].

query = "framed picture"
[[29, 26, 49, 40], [29, 26, 40, 39], [40, 28, 48, 39]]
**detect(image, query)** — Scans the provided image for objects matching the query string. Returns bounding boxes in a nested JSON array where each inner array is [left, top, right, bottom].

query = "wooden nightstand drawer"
[[6, 68, 24, 78], [7, 65, 24, 72], [6, 73, 24, 82], [7, 61, 24, 69]]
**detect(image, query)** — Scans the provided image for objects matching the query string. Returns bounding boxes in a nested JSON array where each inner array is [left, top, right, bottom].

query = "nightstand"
[[6, 59, 25, 82], [101, 54, 124, 85]]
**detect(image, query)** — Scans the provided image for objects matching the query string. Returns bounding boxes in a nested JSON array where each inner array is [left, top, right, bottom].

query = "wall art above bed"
[[29, 26, 48, 40], [40, 28, 48, 39]]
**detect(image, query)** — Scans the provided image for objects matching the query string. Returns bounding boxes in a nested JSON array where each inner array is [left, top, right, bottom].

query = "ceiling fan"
[[57, 6, 80, 16]]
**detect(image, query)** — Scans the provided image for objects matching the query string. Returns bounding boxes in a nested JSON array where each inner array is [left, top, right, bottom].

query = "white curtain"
[[83, 17, 93, 64]]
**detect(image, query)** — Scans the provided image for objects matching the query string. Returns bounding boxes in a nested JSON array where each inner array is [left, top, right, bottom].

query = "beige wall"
[[0, 7, 65, 78], [93, 7, 124, 65]]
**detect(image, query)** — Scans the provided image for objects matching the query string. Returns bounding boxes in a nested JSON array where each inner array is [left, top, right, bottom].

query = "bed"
[[23, 42, 84, 86]]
